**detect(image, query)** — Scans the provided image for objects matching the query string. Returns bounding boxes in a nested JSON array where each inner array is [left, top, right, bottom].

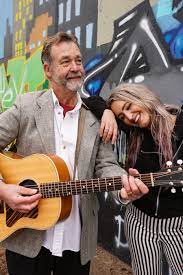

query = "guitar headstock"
[[154, 159, 183, 193]]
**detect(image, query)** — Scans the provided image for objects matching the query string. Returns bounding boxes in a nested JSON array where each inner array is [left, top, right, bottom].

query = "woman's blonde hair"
[[107, 83, 179, 167]]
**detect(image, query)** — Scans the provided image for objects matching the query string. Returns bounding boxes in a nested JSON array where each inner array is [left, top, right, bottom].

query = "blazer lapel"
[[34, 90, 55, 153], [77, 111, 99, 179]]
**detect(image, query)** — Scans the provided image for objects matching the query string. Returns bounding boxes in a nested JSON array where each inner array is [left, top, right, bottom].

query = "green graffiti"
[[25, 50, 45, 92], [0, 48, 45, 110]]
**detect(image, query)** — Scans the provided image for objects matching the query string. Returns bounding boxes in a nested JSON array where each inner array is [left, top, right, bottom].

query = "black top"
[[83, 96, 183, 218]]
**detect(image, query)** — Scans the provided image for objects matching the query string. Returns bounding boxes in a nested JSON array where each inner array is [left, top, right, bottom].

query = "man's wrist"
[[117, 190, 130, 205]]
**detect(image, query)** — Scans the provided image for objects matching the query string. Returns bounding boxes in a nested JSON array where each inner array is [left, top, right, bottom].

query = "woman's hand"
[[120, 168, 149, 201], [99, 109, 118, 144]]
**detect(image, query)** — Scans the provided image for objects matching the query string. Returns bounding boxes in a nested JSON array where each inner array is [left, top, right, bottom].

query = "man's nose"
[[70, 61, 80, 71]]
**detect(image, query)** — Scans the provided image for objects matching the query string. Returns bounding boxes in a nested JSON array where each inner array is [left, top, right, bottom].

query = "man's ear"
[[43, 62, 52, 79]]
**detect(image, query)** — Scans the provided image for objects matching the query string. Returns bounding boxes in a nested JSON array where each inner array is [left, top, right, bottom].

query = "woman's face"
[[111, 100, 151, 128]]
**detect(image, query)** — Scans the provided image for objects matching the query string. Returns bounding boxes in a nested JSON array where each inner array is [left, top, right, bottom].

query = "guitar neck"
[[136, 171, 171, 187], [40, 172, 164, 198], [40, 177, 122, 198]]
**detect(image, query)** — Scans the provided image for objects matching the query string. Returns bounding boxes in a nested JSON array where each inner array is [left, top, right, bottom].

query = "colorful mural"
[[83, 0, 183, 106], [0, 1, 182, 274]]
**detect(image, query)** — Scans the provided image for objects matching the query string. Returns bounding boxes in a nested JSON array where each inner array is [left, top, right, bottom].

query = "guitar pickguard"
[[6, 205, 38, 227]]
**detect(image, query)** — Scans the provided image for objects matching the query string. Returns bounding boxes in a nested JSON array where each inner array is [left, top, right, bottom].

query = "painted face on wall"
[[46, 41, 85, 93], [111, 100, 151, 128]]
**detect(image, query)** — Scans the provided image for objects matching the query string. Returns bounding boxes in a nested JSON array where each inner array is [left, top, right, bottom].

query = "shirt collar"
[[51, 89, 82, 113]]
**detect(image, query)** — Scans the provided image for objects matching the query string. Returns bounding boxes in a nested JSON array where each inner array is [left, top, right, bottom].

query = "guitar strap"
[[73, 105, 87, 180]]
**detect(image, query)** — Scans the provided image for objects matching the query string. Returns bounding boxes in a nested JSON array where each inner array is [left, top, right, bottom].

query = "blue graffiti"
[[171, 26, 183, 59], [84, 53, 104, 73], [153, 0, 183, 60], [84, 54, 105, 96], [85, 77, 104, 96]]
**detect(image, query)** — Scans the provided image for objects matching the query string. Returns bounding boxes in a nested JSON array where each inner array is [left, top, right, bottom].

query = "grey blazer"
[[0, 90, 125, 265]]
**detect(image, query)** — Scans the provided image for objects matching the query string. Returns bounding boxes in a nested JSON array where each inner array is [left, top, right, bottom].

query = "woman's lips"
[[132, 113, 140, 124]]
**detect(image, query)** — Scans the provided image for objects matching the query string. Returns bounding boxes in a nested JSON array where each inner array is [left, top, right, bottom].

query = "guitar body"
[[0, 152, 72, 242]]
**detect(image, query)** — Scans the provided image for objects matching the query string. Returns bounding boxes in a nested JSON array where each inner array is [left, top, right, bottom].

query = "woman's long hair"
[[107, 83, 179, 167]]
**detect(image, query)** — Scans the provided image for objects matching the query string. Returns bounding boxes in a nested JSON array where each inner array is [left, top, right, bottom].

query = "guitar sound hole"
[[6, 179, 39, 227], [19, 179, 38, 190]]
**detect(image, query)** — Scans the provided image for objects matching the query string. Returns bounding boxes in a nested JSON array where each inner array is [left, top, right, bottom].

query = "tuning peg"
[[171, 187, 176, 193], [177, 159, 183, 170], [166, 161, 172, 172], [166, 161, 172, 167]]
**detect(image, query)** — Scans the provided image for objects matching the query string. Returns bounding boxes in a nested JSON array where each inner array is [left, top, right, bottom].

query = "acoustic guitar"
[[0, 152, 182, 242]]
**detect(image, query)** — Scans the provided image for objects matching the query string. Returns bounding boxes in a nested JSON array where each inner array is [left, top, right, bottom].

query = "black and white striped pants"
[[124, 204, 183, 275]]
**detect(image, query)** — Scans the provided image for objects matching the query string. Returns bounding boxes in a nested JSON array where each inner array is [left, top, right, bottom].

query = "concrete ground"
[[90, 246, 132, 275], [0, 246, 132, 275]]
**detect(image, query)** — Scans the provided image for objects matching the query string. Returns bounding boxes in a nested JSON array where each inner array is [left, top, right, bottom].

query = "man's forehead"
[[51, 42, 81, 57]]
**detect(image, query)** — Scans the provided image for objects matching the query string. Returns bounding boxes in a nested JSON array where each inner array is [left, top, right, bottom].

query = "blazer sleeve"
[[94, 141, 126, 178], [0, 95, 21, 149]]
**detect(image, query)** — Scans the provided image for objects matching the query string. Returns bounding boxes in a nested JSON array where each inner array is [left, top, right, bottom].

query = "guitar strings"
[[3, 170, 182, 198], [4, 173, 179, 189]]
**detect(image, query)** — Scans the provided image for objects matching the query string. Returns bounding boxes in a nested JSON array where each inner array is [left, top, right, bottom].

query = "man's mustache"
[[67, 73, 83, 79]]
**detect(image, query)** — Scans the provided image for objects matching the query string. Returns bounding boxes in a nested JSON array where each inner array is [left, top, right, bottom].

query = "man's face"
[[45, 41, 85, 92]]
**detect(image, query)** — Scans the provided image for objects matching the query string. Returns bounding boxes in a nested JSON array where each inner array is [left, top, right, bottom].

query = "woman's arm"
[[82, 96, 118, 143], [82, 96, 106, 120]]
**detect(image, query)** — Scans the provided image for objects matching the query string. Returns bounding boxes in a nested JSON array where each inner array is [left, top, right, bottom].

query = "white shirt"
[[42, 91, 82, 256]]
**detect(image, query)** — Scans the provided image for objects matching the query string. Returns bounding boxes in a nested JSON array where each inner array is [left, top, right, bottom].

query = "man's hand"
[[0, 181, 42, 213], [120, 168, 149, 201], [99, 109, 118, 144]]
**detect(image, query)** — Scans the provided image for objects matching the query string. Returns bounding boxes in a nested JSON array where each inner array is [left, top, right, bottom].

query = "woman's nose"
[[123, 111, 132, 120]]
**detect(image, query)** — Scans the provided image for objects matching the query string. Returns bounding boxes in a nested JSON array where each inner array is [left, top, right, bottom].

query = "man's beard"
[[53, 75, 83, 92], [65, 78, 83, 92]]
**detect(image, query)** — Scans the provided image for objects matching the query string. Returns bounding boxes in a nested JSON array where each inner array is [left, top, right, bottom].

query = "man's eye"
[[76, 59, 82, 64], [61, 60, 69, 65]]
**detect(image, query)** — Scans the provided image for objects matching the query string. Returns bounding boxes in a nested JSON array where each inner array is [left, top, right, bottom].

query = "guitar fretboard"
[[40, 177, 123, 198], [39, 172, 170, 198]]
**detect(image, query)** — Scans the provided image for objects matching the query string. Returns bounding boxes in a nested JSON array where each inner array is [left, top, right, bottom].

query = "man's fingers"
[[120, 188, 130, 200], [128, 168, 139, 175], [122, 173, 149, 200], [122, 174, 131, 194], [15, 201, 39, 213], [19, 186, 38, 195], [17, 193, 41, 203], [15, 194, 41, 212], [135, 178, 149, 194]]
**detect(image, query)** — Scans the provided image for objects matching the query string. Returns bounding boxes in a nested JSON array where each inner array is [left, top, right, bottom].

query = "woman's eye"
[[126, 103, 131, 110], [119, 115, 124, 121]]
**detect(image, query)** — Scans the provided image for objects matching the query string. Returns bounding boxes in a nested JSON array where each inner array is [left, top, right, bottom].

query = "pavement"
[[0, 246, 132, 275]]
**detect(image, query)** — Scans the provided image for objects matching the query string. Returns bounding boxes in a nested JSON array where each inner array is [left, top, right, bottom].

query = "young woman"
[[83, 83, 183, 275]]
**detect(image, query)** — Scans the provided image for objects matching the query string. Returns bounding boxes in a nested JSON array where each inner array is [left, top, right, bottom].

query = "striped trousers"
[[124, 204, 183, 275]]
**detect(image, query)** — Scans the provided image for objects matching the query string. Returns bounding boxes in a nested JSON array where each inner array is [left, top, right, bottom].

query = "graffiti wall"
[[1, 0, 183, 274]]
